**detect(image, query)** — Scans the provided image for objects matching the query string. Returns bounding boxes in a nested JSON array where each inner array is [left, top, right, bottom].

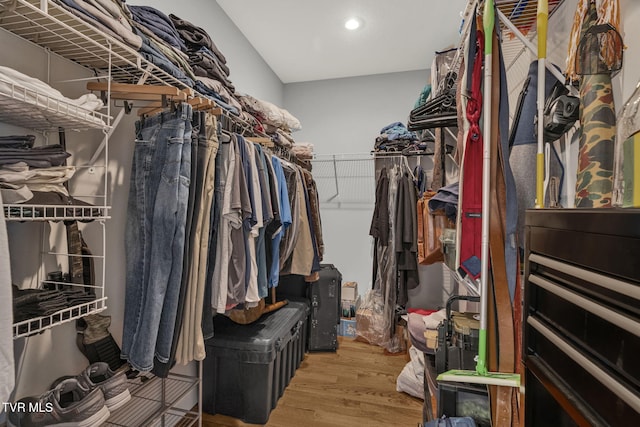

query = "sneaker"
[[52, 362, 131, 412], [7, 378, 110, 427]]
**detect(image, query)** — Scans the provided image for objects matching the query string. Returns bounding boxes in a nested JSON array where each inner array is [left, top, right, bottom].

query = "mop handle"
[[477, 0, 495, 378], [536, 0, 549, 208]]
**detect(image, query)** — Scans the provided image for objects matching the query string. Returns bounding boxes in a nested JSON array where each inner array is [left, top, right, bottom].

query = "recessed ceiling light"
[[344, 17, 362, 31]]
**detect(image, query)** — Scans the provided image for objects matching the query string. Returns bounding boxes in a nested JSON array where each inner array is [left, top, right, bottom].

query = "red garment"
[[459, 29, 484, 279], [407, 308, 437, 316]]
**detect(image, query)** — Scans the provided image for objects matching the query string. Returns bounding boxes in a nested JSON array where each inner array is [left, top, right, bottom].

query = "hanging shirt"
[[269, 156, 292, 288], [226, 136, 252, 310], [211, 139, 235, 313], [279, 161, 300, 268], [244, 138, 262, 305], [254, 145, 274, 298], [283, 167, 315, 276]]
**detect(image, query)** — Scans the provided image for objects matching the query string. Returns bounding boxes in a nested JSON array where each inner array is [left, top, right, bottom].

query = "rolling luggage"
[[308, 264, 342, 351]]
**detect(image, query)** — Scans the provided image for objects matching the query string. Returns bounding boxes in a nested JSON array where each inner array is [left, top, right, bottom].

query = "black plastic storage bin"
[[202, 300, 309, 424]]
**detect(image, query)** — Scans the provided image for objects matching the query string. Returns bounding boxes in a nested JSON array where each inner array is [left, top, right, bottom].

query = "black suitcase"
[[308, 264, 342, 351], [276, 274, 309, 300]]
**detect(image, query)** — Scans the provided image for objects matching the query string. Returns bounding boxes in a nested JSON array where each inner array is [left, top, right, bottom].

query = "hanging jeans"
[[122, 103, 193, 372]]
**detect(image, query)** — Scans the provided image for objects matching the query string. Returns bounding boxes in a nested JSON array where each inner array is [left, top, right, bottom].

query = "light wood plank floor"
[[202, 337, 423, 427]]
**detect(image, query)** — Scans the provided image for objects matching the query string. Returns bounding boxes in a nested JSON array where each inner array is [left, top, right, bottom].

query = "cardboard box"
[[342, 281, 358, 301], [340, 318, 357, 337]]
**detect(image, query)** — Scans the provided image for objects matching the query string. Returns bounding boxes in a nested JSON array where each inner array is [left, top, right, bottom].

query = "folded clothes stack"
[[53, 0, 142, 49], [169, 12, 244, 115], [239, 93, 302, 133], [374, 121, 418, 153], [128, 5, 196, 87], [290, 142, 314, 160], [0, 65, 104, 114], [12, 285, 96, 324]]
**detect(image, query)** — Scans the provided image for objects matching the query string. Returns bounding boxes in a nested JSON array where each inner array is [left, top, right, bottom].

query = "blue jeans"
[[122, 104, 193, 371]]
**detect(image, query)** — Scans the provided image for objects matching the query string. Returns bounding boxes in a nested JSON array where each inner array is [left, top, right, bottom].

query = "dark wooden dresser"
[[524, 209, 640, 426]]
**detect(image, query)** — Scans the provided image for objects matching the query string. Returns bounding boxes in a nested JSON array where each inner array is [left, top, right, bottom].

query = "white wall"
[[2, 0, 283, 404], [283, 70, 429, 295]]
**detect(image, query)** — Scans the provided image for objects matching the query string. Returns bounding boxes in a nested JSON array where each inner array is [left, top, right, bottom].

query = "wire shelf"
[[0, 0, 191, 89], [311, 153, 376, 205], [106, 374, 200, 427], [0, 78, 111, 131], [497, 0, 565, 70], [4, 203, 110, 221], [12, 296, 107, 338]]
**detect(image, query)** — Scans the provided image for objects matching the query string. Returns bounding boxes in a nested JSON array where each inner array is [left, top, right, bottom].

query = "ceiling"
[[216, 0, 469, 84]]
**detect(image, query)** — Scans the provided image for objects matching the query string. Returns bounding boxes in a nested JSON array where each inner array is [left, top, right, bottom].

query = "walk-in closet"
[[1, 0, 639, 426]]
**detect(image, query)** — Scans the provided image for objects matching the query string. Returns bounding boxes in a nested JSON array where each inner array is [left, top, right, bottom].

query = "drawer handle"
[[530, 274, 640, 338], [528, 317, 640, 413], [529, 254, 640, 301]]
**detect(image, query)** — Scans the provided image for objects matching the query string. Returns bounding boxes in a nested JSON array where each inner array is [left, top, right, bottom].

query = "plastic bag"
[[355, 289, 404, 353]]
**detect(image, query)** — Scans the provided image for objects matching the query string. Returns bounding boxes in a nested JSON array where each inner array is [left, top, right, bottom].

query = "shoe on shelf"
[[51, 362, 131, 412], [6, 378, 110, 427]]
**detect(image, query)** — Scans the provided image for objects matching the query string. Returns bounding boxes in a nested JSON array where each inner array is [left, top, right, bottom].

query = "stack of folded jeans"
[[0, 134, 70, 167], [136, 29, 194, 88], [193, 81, 238, 115], [128, 5, 187, 53], [12, 285, 96, 324], [0, 134, 35, 149], [189, 47, 234, 92], [170, 13, 227, 67], [126, 5, 196, 88], [52, 0, 142, 49], [169, 13, 242, 110]]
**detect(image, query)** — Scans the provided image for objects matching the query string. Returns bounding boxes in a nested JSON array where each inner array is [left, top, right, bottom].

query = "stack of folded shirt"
[[0, 134, 74, 204], [374, 122, 418, 153]]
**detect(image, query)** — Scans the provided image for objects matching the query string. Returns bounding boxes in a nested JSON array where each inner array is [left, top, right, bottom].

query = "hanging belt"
[[488, 27, 518, 427]]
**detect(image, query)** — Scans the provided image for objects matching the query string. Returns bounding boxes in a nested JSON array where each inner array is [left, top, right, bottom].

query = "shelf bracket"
[[496, 8, 567, 86], [89, 107, 124, 167]]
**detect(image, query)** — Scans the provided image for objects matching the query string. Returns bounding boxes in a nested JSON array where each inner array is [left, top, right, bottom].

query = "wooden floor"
[[201, 337, 423, 427]]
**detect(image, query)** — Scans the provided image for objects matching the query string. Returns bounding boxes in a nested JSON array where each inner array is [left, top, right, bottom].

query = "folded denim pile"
[[12, 284, 96, 324]]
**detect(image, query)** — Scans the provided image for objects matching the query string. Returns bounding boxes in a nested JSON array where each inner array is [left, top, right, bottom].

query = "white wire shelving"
[[1, 1, 203, 424], [4, 203, 109, 221], [106, 370, 202, 427], [0, 78, 111, 131], [12, 296, 107, 338], [0, 0, 189, 88]]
